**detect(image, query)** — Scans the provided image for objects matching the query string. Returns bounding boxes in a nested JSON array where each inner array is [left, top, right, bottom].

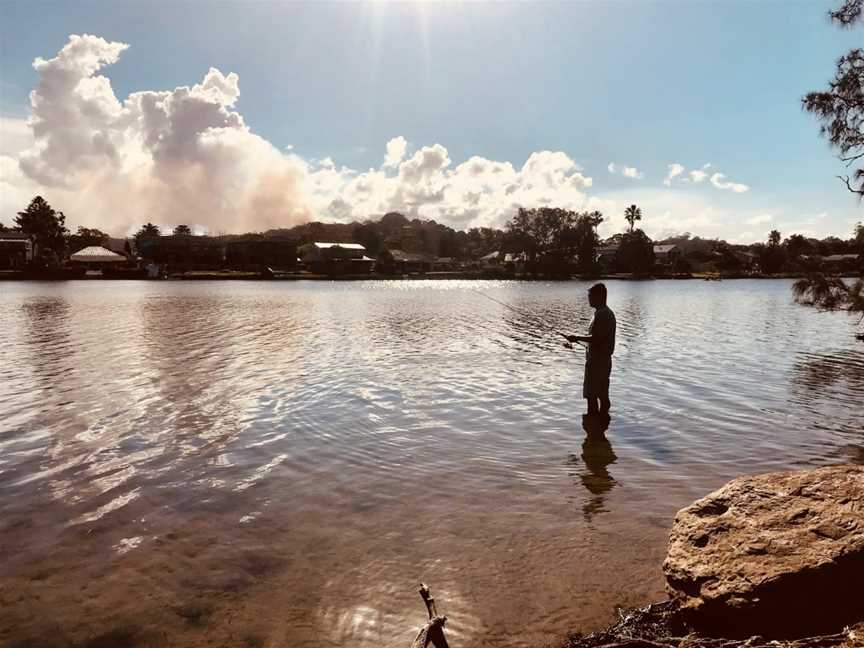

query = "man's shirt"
[[587, 305, 616, 360]]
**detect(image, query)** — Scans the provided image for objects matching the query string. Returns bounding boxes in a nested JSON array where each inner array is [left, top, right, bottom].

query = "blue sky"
[[0, 0, 861, 240]]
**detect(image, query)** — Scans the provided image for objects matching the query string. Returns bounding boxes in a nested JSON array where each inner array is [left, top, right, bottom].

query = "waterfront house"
[[0, 231, 33, 269], [733, 250, 759, 271], [387, 249, 433, 274], [69, 246, 127, 274], [299, 242, 374, 274], [480, 250, 502, 268], [653, 244, 681, 266], [596, 244, 619, 271], [504, 251, 529, 274], [822, 253, 860, 273], [432, 257, 456, 271]]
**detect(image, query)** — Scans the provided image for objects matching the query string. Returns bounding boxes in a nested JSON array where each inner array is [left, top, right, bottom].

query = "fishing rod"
[[471, 288, 587, 350]]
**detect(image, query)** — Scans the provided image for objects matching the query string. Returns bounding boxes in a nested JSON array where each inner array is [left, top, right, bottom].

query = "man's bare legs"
[[599, 394, 610, 415], [586, 395, 610, 420]]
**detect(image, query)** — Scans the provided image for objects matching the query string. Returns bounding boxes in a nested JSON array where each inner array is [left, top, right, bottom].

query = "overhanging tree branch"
[[803, 4, 864, 196]]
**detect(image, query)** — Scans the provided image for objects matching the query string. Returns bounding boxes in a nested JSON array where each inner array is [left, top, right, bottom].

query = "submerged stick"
[[410, 584, 450, 648]]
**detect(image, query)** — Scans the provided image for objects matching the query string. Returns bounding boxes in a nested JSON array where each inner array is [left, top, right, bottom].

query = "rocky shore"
[[564, 465, 864, 647]]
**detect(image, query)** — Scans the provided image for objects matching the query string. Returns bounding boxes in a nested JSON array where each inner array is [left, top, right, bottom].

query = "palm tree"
[[138, 222, 161, 238], [133, 223, 161, 249], [624, 204, 642, 233]]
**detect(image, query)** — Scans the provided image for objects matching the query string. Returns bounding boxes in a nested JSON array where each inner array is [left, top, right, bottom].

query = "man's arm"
[[566, 334, 592, 343]]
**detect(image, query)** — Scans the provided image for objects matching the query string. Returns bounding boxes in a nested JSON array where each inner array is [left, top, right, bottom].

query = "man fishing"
[[567, 283, 616, 419]]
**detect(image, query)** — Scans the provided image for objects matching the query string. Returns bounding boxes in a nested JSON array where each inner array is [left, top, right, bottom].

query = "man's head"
[[588, 283, 607, 308]]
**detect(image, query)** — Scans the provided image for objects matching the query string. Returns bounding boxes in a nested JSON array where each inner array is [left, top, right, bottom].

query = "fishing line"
[[470, 288, 587, 350]]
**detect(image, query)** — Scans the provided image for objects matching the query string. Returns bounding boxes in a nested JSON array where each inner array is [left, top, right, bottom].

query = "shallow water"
[[0, 279, 862, 648]]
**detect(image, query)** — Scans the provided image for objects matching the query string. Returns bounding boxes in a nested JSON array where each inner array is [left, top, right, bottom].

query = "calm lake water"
[[1, 279, 862, 648]]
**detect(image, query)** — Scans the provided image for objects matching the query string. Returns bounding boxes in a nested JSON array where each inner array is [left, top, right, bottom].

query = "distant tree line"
[[243, 211, 507, 262], [4, 195, 862, 278], [500, 205, 654, 276]]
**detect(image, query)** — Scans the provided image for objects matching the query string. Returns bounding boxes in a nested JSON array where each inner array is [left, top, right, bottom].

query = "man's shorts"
[[583, 355, 612, 398]]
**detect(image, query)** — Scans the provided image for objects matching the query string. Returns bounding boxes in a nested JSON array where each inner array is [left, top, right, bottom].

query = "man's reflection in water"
[[568, 414, 617, 522]]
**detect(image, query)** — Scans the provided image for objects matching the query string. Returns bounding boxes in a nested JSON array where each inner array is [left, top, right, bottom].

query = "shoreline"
[[1, 270, 859, 282]]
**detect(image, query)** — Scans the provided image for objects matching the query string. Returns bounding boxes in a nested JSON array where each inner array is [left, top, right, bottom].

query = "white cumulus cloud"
[[383, 135, 408, 168], [663, 161, 748, 194], [663, 163, 685, 187], [306, 146, 596, 228], [608, 162, 643, 179], [710, 172, 749, 193], [0, 116, 34, 157]]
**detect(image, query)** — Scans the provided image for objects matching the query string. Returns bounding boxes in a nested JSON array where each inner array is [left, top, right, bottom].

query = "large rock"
[[663, 464, 864, 638]]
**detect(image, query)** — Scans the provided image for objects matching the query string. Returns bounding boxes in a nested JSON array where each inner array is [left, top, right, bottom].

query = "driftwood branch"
[[410, 583, 450, 648]]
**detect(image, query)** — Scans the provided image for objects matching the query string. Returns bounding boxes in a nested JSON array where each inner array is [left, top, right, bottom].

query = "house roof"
[[504, 252, 528, 262], [480, 251, 500, 260], [653, 244, 678, 254], [823, 254, 859, 262], [69, 246, 126, 262], [0, 231, 30, 241], [311, 242, 365, 250], [389, 249, 432, 262]]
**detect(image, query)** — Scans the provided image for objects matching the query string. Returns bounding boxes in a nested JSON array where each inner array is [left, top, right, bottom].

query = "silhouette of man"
[[567, 283, 616, 417]]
